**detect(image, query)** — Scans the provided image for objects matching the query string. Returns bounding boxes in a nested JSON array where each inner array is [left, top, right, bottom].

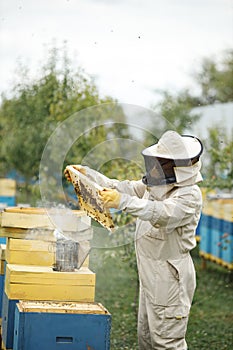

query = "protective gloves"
[[98, 188, 121, 209], [64, 165, 86, 182]]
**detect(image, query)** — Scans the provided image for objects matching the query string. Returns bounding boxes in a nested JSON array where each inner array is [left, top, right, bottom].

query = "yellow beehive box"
[[5, 238, 54, 266], [5, 264, 95, 302], [0, 226, 56, 241], [202, 199, 214, 216], [0, 243, 6, 275], [0, 179, 16, 197], [5, 238, 90, 268], [0, 207, 90, 231], [222, 203, 233, 222], [0, 207, 93, 242]]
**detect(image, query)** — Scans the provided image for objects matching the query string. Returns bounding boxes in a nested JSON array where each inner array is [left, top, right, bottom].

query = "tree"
[[150, 49, 233, 190], [152, 89, 201, 135], [0, 44, 125, 202], [204, 127, 233, 190], [151, 50, 233, 137], [194, 49, 233, 105]]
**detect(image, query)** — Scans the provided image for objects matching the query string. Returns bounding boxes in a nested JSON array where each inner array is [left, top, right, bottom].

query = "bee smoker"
[[53, 239, 79, 272]]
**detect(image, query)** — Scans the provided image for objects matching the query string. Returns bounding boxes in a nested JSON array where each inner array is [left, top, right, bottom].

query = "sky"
[[0, 0, 232, 108]]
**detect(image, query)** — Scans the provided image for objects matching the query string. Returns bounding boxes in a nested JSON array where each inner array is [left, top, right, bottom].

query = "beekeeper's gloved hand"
[[64, 165, 86, 182], [99, 188, 121, 209]]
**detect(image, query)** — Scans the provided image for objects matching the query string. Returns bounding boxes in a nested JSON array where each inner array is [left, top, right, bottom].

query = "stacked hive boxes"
[[200, 199, 233, 270], [13, 301, 111, 350], [0, 207, 111, 350]]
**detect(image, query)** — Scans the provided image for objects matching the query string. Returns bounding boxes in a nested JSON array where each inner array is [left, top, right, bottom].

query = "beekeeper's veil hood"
[[142, 130, 203, 186]]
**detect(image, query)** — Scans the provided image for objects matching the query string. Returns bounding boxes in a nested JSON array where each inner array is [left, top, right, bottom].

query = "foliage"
[[151, 49, 233, 191], [151, 49, 233, 135], [0, 44, 122, 202], [152, 89, 201, 134], [194, 49, 233, 105], [202, 127, 233, 190]]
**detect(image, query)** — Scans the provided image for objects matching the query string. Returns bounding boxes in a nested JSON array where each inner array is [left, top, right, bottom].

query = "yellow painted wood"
[[0, 244, 6, 259], [3, 238, 89, 268], [202, 199, 233, 221], [6, 283, 95, 302], [0, 244, 6, 275], [5, 251, 54, 266], [0, 261, 5, 275], [7, 238, 52, 252], [5, 265, 95, 301], [0, 227, 56, 241], [6, 264, 95, 284], [200, 251, 233, 270], [17, 301, 109, 315], [222, 203, 233, 222], [1, 341, 6, 350], [1, 340, 11, 350], [5, 238, 54, 266], [5, 265, 95, 302], [1, 207, 91, 231], [5, 265, 95, 286], [0, 179, 16, 196]]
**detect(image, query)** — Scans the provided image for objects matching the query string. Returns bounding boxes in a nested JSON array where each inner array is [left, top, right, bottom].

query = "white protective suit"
[[81, 131, 203, 350]]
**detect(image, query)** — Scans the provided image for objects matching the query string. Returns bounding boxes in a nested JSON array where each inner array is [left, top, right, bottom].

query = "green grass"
[[90, 245, 233, 350]]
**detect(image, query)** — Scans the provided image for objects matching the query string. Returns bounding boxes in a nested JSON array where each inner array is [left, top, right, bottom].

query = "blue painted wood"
[[14, 308, 111, 350], [200, 214, 233, 266], [221, 220, 233, 264], [1, 292, 18, 349], [195, 213, 202, 237], [210, 217, 224, 258], [200, 214, 211, 254], [0, 274, 5, 318], [0, 237, 6, 244], [0, 196, 16, 206]]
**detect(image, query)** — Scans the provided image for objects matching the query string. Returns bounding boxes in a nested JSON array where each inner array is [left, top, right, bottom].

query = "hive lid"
[[1, 207, 91, 232], [17, 300, 109, 314]]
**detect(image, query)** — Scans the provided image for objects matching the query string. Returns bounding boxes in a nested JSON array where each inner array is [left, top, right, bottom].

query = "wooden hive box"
[[2, 265, 96, 349], [5, 238, 54, 266], [5, 238, 90, 268], [1, 291, 17, 349], [0, 207, 92, 242], [13, 301, 111, 350], [5, 264, 95, 302]]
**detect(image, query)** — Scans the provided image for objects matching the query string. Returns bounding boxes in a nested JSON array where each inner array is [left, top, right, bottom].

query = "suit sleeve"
[[118, 186, 202, 230], [83, 166, 146, 198]]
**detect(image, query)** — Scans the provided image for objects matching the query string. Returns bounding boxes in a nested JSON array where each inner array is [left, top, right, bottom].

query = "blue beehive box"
[[210, 217, 224, 259], [0, 237, 6, 244], [0, 243, 6, 319], [13, 301, 111, 350], [0, 274, 4, 318], [195, 213, 201, 240], [200, 214, 212, 254], [0, 196, 16, 207], [1, 292, 19, 349], [221, 220, 233, 264]]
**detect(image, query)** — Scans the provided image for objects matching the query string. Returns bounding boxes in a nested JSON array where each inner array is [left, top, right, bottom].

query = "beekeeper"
[[65, 130, 203, 350]]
